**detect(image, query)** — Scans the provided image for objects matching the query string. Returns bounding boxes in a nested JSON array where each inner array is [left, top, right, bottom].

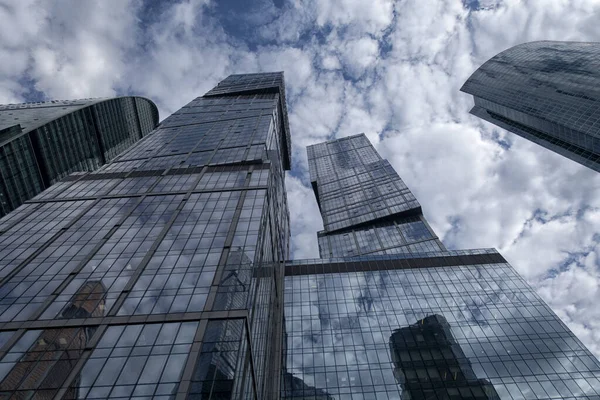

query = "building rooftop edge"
[[460, 40, 600, 95], [284, 248, 503, 265], [0, 96, 159, 145]]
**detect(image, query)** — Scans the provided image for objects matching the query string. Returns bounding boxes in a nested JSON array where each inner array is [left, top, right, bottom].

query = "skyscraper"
[[461, 41, 600, 172], [307, 133, 445, 258], [282, 133, 600, 399], [0, 73, 290, 399], [0, 97, 159, 217], [1, 73, 600, 400]]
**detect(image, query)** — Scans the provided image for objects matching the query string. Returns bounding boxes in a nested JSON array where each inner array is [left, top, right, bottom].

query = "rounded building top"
[[0, 96, 159, 139], [461, 40, 600, 97], [460, 40, 600, 136]]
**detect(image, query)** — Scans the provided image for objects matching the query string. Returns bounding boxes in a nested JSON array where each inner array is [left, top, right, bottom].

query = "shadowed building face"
[[390, 314, 499, 399]]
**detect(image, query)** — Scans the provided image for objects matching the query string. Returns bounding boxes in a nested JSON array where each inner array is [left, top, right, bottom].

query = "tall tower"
[[0, 73, 290, 399], [0, 97, 159, 217], [307, 134, 445, 257], [282, 133, 600, 399], [461, 41, 600, 172]]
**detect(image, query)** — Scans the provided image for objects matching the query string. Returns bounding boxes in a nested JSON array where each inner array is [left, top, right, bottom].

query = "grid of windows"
[[51, 179, 115, 199], [202, 73, 291, 170], [0, 135, 43, 216], [286, 131, 600, 399], [0, 197, 139, 323], [0, 326, 96, 398], [0, 202, 40, 231], [314, 159, 419, 232], [0, 200, 91, 279], [0, 97, 159, 217], [40, 195, 184, 321], [307, 134, 441, 258], [283, 257, 600, 399], [118, 191, 243, 316], [318, 217, 444, 258], [189, 319, 247, 399], [79, 322, 198, 399], [0, 73, 291, 399]]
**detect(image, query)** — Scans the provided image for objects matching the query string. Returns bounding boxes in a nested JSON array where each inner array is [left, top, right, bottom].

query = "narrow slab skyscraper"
[[461, 41, 600, 172], [307, 134, 445, 258]]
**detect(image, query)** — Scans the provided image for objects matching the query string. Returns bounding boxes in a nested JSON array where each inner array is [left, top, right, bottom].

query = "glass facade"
[[282, 133, 600, 399], [308, 134, 444, 258], [1, 72, 600, 399], [282, 253, 600, 399], [461, 40, 600, 172], [0, 97, 159, 217], [0, 73, 291, 399]]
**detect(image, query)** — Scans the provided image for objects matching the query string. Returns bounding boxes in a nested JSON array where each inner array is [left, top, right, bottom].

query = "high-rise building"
[[461, 41, 600, 172], [0, 73, 290, 399], [1, 73, 600, 400], [282, 133, 600, 399], [0, 97, 159, 217], [307, 133, 445, 258]]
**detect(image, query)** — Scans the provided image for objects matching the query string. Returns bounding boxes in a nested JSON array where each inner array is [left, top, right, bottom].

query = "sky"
[[1, 0, 600, 356]]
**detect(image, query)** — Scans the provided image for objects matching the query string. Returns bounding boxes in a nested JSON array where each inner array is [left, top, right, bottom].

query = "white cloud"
[[313, 0, 394, 35], [338, 37, 379, 78], [537, 249, 600, 356], [257, 47, 314, 96], [320, 54, 341, 70], [31, 1, 139, 98]]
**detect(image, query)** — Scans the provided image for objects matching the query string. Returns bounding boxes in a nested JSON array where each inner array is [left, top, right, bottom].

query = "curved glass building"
[[461, 41, 600, 172], [0, 97, 159, 216]]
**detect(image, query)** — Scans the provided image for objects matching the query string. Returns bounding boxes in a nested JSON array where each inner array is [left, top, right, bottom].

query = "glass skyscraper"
[[0, 73, 290, 399], [461, 41, 600, 172], [307, 133, 445, 258], [0, 73, 599, 399], [282, 134, 600, 399], [0, 97, 159, 217]]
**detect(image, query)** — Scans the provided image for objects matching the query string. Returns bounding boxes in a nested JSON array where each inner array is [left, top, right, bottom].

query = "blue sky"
[[2, 0, 600, 356]]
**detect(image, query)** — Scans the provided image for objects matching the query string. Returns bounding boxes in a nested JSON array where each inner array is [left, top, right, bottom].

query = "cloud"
[[313, 0, 394, 35], [537, 247, 600, 356], [338, 37, 379, 79], [0, 0, 142, 100], [257, 47, 314, 96], [2, 0, 600, 360]]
